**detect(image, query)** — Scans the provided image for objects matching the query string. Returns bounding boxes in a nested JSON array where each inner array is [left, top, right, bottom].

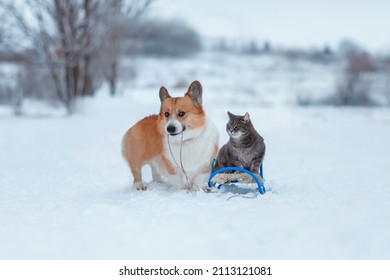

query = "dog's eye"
[[164, 112, 170, 118], [178, 111, 185, 117]]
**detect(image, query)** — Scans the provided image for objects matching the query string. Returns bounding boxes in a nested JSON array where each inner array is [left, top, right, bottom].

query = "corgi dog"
[[122, 81, 219, 191]]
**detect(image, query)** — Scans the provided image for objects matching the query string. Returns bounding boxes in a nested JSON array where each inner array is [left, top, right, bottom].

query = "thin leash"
[[167, 133, 203, 191], [226, 192, 258, 200]]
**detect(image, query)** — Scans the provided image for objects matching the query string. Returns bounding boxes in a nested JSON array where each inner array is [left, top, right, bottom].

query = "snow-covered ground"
[[1, 52, 390, 259]]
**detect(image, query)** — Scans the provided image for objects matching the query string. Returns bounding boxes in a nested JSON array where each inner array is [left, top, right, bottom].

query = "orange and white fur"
[[122, 81, 219, 191]]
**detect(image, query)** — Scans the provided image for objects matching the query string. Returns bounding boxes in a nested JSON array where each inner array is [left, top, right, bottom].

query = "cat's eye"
[[164, 112, 170, 117], [178, 111, 185, 117]]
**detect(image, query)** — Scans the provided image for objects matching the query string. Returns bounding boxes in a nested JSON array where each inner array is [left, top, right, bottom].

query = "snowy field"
[[1, 52, 390, 259]]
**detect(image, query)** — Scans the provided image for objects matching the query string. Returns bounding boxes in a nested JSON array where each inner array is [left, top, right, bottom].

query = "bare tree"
[[319, 49, 378, 107], [336, 50, 377, 106], [0, 0, 152, 114]]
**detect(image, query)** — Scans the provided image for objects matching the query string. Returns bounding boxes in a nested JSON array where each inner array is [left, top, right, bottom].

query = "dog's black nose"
[[167, 125, 176, 134]]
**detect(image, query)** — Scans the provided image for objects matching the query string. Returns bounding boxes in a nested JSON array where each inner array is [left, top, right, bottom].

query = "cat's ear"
[[227, 111, 234, 118], [159, 86, 171, 103], [186, 80, 203, 105], [243, 112, 250, 122]]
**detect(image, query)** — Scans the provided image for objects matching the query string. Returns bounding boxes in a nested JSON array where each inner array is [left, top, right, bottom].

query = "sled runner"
[[208, 159, 266, 195]]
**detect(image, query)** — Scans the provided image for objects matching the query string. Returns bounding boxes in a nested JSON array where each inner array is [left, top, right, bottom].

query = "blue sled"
[[208, 159, 266, 195]]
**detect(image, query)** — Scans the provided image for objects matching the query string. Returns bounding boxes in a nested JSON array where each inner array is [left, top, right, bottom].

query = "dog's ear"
[[159, 86, 171, 103], [186, 80, 203, 105], [243, 112, 250, 122]]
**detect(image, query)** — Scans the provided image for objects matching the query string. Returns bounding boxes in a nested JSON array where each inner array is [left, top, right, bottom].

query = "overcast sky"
[[152, 0, 390, 52]]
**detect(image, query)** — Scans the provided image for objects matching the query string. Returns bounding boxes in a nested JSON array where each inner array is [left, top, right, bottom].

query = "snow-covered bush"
[[326, 50, 378, 106]]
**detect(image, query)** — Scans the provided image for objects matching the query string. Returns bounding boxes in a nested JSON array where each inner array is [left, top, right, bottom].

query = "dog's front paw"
[[134, 182, 147, 191]]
